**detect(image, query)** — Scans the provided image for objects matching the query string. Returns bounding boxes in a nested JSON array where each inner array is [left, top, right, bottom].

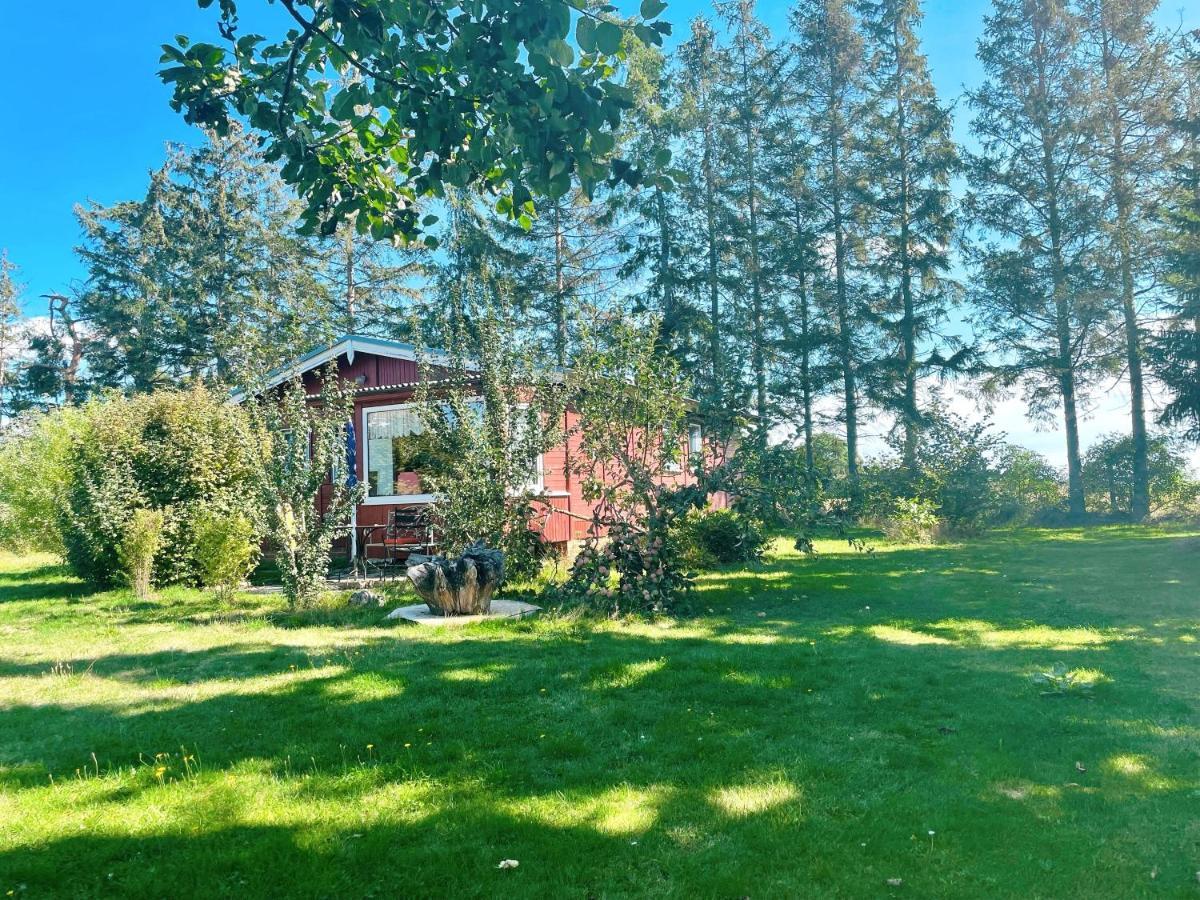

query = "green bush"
[[673, 508, 766, 569], [120, 508, 164, 600], [1082, 432, 1199, 517], [729, 436, 848, 528], [0, 409, 83, 554], [193, 510, 259, 599], [59, 387, 264, 587], [881, 497, 942, 544]]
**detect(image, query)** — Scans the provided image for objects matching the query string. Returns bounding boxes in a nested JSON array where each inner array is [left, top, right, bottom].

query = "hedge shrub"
[[673, 508, 766, 570], [58, 387, 264, 587]]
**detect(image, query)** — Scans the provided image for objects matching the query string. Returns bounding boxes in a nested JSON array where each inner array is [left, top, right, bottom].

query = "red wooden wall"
[[313, 350, 731, 553]]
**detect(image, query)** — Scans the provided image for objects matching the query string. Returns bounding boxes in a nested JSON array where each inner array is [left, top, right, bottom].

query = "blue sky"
[[2, 0, 1196, 309], [2, 0, 1198, 466]]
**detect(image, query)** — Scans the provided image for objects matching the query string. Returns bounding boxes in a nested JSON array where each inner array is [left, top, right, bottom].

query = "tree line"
[[2, 0, 1199, 522]]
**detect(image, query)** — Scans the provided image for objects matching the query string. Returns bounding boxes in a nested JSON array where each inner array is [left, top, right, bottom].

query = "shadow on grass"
[[2, 527, 1197, 897], [2, 611, 1197, 898], [0, 560, 87, 604]]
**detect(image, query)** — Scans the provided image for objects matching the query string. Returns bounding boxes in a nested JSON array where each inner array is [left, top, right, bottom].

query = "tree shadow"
[[0, 560, 87, 604], [2, 526, 1197, 896]]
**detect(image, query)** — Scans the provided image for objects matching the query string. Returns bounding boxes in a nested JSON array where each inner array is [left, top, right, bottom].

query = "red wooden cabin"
[[245, 335, 730, 558]]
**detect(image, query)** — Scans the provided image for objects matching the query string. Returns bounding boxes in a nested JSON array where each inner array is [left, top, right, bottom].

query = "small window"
[[688, 424, 703, 456], [664, 425, 682, 473], [510, 408, 544, 495]]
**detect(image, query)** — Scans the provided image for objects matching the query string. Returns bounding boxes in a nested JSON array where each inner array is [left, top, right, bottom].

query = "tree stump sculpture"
[[406, 542, 505, 615]]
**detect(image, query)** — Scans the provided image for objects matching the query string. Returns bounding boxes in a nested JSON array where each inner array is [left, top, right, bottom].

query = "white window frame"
[[688, 423, 703, 457], [361, 398, 548, 504], [361, 401, 436, 505], [509, 402, 545, 496], [664, 424, 683, 474]]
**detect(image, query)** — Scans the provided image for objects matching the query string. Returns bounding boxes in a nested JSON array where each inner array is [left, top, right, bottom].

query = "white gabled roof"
[[230, 334, 462, 403]]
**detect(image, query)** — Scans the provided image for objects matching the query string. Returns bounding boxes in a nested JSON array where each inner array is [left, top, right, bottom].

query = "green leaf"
[[591, 131, 615, 156], [576, 16, 596, 53], [639, 0, 667, 19], [547, 38, 574, 67], [596, 21, 622, 56]]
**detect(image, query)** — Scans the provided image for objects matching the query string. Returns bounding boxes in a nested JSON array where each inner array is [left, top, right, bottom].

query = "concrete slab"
[[385, 598, 541, 626]]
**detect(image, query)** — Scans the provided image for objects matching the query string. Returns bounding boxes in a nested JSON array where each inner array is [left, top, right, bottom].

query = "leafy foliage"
[[879, 496, 941, 544], [991, 445, 1065, 523], [0, 408, 83, 554], [250, 368, 361, 609], [557, 318, 715, 615], [193, 510, 259, 600], [1081, 432, 1199, 517], [58, 387, 264, 587], [729, 442, 821, 528], [672, 508, 766, 569], [160, 0, 671, 242], [860, 407, 1058, 535], [120, 509, 165, 600], [414, 306, 564, 582]]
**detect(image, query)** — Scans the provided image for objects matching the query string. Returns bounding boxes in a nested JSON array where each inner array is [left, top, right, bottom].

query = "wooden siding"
[[310, 349, 733, 551]]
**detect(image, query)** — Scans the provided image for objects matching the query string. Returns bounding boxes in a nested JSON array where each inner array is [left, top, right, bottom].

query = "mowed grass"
[[1, 527, 1198, 898]]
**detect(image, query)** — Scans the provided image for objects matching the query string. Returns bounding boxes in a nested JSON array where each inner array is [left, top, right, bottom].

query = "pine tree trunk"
[[552, 202, 567, 368], [892, 12, 919, 471], [1035, 14, 1086, 518], [656, 185, 676, 351], [740, 44, 768, 444], [703, 110, 722, 390], [344, 225, 357, 333], [800, 273, 815, 478], [830, 119, 858, 481], [1099, 21, 1150, 520]]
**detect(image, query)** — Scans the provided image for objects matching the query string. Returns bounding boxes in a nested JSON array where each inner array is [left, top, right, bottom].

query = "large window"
[[362, 400, 543, 503], [363, 404, 428, 501]]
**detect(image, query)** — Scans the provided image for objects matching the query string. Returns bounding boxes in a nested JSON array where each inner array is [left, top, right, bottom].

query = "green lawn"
[[1, 527, 1197, 898]]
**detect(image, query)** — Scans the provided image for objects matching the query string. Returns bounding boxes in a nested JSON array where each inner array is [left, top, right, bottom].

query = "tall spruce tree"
[[791, 0, 868, 480], [616, 38, 695, 366], [762, 121, 837, 477], [966, 0, 1113, 517], [323, 220, 424, 338], [717, 0, 789, 441], [520, 188, 622, 367], [1153, 33, 1200, 440], [430, 189, 537, 346], [856, 0, 960, 470], [677, 18, 734, 396], [1078, 0, 1176, 518], [74, 127, 338, 391]]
